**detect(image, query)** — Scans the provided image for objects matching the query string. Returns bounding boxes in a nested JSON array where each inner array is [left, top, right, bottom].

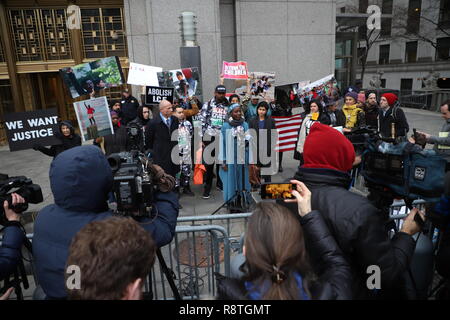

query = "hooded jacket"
[[280, 124, 415, 298], [120, 95, 140, 125], [33, 146, 179, 299], [34, 121, 81, 158]]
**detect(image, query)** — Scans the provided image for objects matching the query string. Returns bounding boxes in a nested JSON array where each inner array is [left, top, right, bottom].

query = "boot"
[[182, 184, 195, 197]]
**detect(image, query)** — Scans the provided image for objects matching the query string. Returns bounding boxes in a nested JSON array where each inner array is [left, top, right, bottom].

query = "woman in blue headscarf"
[[219, 103, 252, 212]]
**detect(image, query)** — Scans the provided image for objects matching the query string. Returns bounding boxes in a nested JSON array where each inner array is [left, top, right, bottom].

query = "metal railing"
[[1, 202, 442, 300]]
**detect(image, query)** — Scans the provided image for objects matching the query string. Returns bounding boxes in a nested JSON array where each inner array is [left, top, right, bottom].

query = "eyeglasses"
[[143, 111, 150, 113], [112, 117, 119, 120]]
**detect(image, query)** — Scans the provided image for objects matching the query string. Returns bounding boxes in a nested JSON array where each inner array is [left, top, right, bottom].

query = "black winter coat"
[[216, 210, 352, 300], [364, 104, 379, 129], [94, 124, 129, 156], [35, 121, 81, 158], [120, 95, 140, 125], [248, 117, 277, 167], [379, 106, 409, 138], [320, 109, 346, 127], [145, 114, 180, 178], [280, 167, 416, 299]]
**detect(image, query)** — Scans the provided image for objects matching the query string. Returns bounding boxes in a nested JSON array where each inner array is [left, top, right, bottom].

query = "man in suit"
[[145, 100, 180, 179]]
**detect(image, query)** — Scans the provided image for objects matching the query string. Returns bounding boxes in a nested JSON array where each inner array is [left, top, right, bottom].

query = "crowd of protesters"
[[3, 73, 450, 302]]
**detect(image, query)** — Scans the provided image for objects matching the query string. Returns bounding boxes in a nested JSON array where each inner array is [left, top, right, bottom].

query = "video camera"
[[107, 151, 155, 217], [126, 122, 145, 152], [358, 130, 447, 227], [0, 174, 43, 224]]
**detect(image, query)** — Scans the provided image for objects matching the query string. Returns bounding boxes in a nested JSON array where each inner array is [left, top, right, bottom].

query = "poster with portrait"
[[60, 56, 125, 99], [157, 67, 201, 101], [73, 97, 114, 142]]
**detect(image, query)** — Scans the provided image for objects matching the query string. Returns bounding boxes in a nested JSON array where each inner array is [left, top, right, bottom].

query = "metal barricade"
[[148, 214, 253, 300]]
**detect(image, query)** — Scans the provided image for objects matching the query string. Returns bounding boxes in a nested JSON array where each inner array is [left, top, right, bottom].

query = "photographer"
[[0, 193, 25, 281], [33, 146, 179, 299], [281, 123, 422, 299]]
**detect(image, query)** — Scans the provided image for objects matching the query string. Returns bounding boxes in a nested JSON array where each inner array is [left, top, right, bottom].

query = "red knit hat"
[[381, 93, 398, 107], [303, 123, 355, 172]]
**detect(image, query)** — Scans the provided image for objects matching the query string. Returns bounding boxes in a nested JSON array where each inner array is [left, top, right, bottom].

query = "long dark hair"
[[243, 202, 311, 300], [304, 99, 323, 119]]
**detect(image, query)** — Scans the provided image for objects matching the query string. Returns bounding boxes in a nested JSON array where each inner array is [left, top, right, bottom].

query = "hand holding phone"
[[284, 180, 312, 217], [260, 183, 295, 200]]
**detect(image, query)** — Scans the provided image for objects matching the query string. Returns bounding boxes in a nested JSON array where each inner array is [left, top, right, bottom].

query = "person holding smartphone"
[[216, 181, 352, 300]]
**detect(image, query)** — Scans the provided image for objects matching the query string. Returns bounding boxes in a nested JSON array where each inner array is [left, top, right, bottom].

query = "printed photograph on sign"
[[275, 81, 310, 110], [296, 74, 340, 107], [73, 97, 114, 142], [4, 108, 61, 152], [233, 71, 275, 100], [60, 56, 125, 99], [157, 67, 201, 101]]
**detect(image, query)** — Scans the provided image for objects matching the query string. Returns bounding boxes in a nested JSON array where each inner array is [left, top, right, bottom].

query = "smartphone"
[[260, 183, 295, 200]]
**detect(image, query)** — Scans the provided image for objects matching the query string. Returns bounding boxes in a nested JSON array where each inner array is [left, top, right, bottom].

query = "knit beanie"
[[303, 123, 355, 172], [345, 91, 358, 103], [381, 93, 398, 107]]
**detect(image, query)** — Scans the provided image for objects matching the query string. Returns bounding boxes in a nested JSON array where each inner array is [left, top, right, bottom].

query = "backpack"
[[390, 103, 409, 133], [361, 141, 447, 202]]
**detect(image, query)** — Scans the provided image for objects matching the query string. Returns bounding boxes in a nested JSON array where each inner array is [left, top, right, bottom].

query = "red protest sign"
[[222, 61, 248, 80]]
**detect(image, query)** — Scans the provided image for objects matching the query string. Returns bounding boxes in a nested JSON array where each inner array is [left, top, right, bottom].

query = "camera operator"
[[0, 193, 26, 281], [33, 146, 179, 299], [280, 123, 423, 299]]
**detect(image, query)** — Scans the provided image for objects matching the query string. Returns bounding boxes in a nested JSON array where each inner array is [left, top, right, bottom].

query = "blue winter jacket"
[[0, 225, 24, 280], [33, 145, 179, 299]]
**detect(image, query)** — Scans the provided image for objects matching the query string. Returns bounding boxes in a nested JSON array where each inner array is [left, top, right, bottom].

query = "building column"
[[0, 0, 24, 112]]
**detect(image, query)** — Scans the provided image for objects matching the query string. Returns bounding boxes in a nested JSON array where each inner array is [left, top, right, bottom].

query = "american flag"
[[273, 114, 303, 152]]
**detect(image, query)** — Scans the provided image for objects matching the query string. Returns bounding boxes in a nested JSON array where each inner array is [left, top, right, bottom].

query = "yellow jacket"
[[343, 104, 363, 129]]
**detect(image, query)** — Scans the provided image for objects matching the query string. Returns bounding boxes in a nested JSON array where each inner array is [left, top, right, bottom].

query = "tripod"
[[0, 226, 32, 300], [145, 248, 181, 300]]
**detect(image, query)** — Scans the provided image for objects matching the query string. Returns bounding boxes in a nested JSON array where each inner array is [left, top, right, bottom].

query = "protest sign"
[[222, 61, 248, 80], [4, 109, 60, 152], [275, 81, 310, 110], [145, 86, 175, 105], [157, 67, 201, 101], [73, 96, 114, 142], [128, 62, 162, 86], [60, 56, 125, 99], [248, 71, 275, 99], [296, 74, 339, 104]]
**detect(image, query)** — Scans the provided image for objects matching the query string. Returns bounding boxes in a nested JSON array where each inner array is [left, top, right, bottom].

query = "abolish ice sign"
[[4, 108, 60, 151], [145, 86, 174, 105]]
